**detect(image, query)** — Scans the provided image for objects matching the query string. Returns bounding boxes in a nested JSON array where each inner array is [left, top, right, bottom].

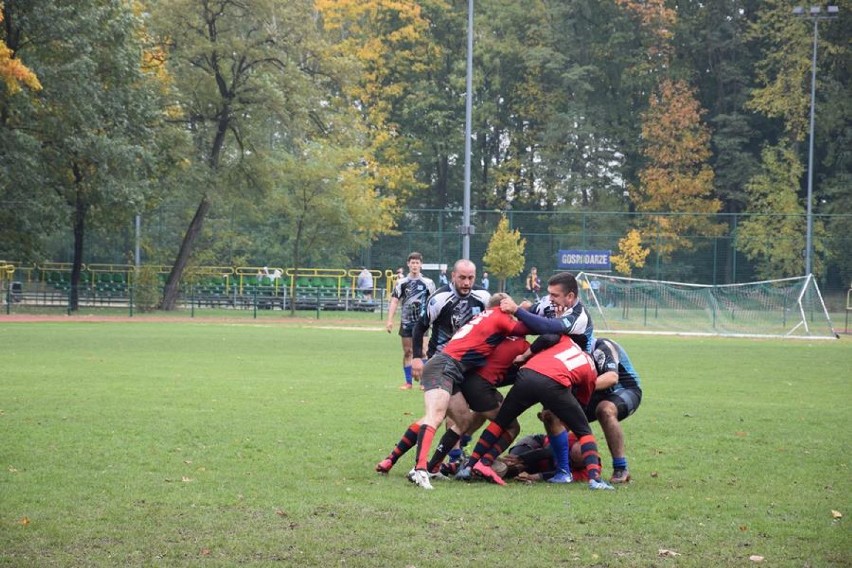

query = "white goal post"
[[576, 272, 838, 339]]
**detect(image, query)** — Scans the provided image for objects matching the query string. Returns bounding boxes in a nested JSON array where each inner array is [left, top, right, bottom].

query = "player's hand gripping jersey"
[[519, 297, 595, 353]]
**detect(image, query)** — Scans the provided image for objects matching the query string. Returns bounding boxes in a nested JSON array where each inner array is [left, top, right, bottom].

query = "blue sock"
[[460, 434, 472, 449], [448, 448, 462, 462], [613, 457, 628, 471], [404, 365, 412, 385], [549, 431, 571, 474]]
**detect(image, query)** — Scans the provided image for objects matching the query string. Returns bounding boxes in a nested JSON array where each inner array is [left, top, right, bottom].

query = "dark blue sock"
[[404, 365, 412, 385], [613, 457, 628, 470]]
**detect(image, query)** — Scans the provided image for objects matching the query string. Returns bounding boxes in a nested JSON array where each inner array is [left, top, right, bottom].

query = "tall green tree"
[[737, 144, 826, 278], [315, 0, 434, 207], [0, 0, 161, 309], [267, 143, 395, 314], [150, 0, 343, 309], [745, 0, 849, 280]]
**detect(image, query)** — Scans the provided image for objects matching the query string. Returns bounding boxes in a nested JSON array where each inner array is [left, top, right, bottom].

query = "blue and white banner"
[[557, 250, 611, 271]]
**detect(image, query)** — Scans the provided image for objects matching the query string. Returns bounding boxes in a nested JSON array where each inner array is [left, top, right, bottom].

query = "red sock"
[[578, 434, 602, 482], [415, 425, 436, 470]]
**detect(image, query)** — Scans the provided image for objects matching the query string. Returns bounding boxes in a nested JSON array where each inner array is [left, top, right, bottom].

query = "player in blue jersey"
[[586, 337, 642, 483], [385, 252, 436, 389]]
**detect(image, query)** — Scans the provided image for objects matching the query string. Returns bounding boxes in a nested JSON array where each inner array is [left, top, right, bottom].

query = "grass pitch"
[[0, 319, 849, 567]]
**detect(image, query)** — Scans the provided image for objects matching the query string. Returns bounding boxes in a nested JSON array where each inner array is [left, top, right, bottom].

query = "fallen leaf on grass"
[[658, 549, 680, 557], [276, 509, 288, 517], [200, 548, 211, 557], [8, 466, 18, 473], [650, 471, 658, 478], [831, 510, 842, 519], [735, 431, 748, 437], [181, 476, 193, 482], [19, 517, 30, 526], [749, 555, 764, 562]]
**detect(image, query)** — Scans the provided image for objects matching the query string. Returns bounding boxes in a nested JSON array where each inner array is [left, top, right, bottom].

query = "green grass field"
[[1, 319, 849, 567]]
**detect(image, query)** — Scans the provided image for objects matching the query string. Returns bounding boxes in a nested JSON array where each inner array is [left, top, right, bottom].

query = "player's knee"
[[596, 401, 618, 422]]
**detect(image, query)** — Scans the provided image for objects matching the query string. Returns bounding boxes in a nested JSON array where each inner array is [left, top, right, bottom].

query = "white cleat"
[[589, 478, 615, 491], [407, 468, 434, 490]]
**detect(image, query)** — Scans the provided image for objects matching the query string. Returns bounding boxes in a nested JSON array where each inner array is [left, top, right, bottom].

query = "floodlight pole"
[[461, 0, 474, 260], [793, 5, 839, 277]]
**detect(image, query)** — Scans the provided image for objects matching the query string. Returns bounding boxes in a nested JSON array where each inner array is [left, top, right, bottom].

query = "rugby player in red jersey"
[[424, 335, 532, 476], [375, 331, 530, 479], [378, 292, 528, 489], [460, 334, 615, 490]]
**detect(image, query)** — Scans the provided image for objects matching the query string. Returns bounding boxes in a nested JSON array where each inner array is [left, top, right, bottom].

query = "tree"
[[737, 144, 825, 279], [0, 4, 40, 95], [315, 0, 435, 206], [633, 79, 724, 258], [267, 143, 395, 314], [611, 229, 649, 276], [482, 216, 526, 292], [0, 0, 161, 309], [150, 0, 350, 309], [745, 0, 849, 282]]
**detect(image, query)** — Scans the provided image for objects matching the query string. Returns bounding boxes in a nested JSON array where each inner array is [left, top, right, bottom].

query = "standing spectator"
[[386, 253, 436, 390], [525, 267, 541, 299], [481, 271, 490, 291], [438, 267, 449, 287], [356, 267, 374, 301]]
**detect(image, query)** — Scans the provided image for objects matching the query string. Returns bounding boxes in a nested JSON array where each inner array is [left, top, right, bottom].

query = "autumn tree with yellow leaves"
[[482, 216, 526, 292], [0, 5, 41, 95], [617, 0, 722, 260]]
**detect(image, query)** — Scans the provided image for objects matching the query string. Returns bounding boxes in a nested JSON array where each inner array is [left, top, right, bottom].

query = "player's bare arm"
[[595, 371, 619, 390], [385, 298, 399, 333]]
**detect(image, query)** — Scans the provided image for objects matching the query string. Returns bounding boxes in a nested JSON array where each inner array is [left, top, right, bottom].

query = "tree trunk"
[[161, 195, 211, 310], [288, 220, 303, 316], [69, 192, 87, 312]]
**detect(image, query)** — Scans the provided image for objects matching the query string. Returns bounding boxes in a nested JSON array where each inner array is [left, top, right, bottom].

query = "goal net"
[[576, 273, 838, 339]]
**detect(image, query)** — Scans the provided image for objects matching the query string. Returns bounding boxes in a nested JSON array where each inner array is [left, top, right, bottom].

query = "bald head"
[[451, 259, 476, 296]]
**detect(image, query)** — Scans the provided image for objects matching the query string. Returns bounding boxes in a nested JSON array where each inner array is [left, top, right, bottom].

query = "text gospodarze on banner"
[[557, 250, 611, 271]]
